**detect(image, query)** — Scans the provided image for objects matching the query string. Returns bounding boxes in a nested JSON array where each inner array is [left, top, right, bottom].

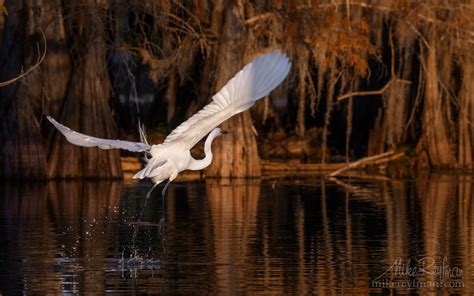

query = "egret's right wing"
[[47, 116, 151, 152], [163, 50, 291, 149]]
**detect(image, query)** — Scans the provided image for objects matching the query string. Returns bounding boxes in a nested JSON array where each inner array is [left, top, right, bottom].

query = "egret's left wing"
[[47, 116, 151, 152], [163, 50, 291, 149]]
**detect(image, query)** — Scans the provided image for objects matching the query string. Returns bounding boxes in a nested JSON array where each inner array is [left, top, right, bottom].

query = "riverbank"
[[121, 149, 410, 183]]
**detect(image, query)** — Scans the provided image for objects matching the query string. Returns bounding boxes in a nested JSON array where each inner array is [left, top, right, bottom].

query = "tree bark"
[[0, 0, 48, 179], [205, 0, 261, 178], [367, 109, 386, 156], [185, 0, 225, 118], [48, 1, 122, 178], [25, 0, 71, 118], [420, 31, 455, 167], [458, 61, 474, 169], [165, 74, 177, 124]]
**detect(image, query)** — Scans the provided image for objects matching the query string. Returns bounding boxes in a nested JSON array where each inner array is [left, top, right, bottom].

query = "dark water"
[[0, 175, 472, 294]]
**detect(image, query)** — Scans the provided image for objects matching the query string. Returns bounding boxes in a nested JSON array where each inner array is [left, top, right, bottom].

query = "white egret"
[[47, 51, 291, 195]]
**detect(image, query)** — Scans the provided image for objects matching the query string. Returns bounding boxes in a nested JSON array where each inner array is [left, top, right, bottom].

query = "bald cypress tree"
[[0, 1, 47, 179], [47, 1, 122, 178], [205, 0, 262, 178]]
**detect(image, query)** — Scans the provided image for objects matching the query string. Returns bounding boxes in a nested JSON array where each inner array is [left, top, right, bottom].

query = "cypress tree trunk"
[[367, 110, 386, 156], [25, 0, 71, 118], [48, 1, 122, 178], [205, 0, 261, 178], [0, 0, 47, 179], [458, 61, 474, 169], [185, 0, 224, 118], [420, 31, 455, 167]]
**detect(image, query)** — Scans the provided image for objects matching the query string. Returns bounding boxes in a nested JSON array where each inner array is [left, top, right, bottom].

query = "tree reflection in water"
[[0, 175, 472, 294], [0, 181, 122, 293]]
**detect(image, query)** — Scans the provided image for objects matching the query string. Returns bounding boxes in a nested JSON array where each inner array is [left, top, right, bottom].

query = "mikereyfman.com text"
[[371, 257, 464, 289]]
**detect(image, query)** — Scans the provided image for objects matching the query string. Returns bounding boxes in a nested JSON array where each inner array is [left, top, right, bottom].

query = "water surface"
[[0, 175, 472, 294]]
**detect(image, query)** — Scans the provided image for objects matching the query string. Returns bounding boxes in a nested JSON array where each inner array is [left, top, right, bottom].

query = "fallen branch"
[[0, 30, 47, 87], [261, 160, 346, 172], [371, 151, 405, 165], [336, 79, 411, 102], [244, 12, 274, 25], [328, 150, 404, 177]]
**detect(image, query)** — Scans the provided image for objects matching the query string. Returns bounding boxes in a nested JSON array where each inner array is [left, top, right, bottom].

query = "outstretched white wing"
[[163, 50, 291, 149], [47, 116, 151, 152]]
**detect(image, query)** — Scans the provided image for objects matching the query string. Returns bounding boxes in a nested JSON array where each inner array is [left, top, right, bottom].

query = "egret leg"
[[132, 182, 160, 248], [161, 179, 171, 198], [159, 179, 171, 237], [139, 182, 160, 221]]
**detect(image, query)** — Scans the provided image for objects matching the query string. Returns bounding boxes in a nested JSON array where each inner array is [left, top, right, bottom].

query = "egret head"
[[212, 128, 227, 137]]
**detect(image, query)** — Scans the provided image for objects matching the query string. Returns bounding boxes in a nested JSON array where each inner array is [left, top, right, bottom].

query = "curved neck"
[[187, 129, 221, 171]]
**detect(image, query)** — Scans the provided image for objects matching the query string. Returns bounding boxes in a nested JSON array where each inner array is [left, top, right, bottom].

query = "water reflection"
[[49, 181, 123, 293], [205, 179, 261, 292], [0, 181, 123, 294], [416, 174, 473, 291], [0, 175, 472, 294]]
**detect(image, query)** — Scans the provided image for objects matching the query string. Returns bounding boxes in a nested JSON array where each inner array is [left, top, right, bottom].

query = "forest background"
[[0, 0, 473, 179]]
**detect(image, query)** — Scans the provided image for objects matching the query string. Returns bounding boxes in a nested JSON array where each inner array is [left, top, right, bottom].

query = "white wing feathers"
[[163, 51, 291, 148], [47, 116, 150, 152], [47, 51, 290, 159], [133, 159, 167, 179]]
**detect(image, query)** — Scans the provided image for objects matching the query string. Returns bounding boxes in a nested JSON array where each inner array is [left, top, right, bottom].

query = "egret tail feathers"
[[133, 159, 167, 179], [138, 122, 149, 146]]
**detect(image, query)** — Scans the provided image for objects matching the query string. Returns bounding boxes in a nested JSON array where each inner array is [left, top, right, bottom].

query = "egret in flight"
[[48, 51, 291, 196]]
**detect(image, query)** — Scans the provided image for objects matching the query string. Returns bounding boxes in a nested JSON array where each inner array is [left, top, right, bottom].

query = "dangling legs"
[[159, 179, 171, 237], [142, 182, 160, 219], [158, 179, 171, 254], [132, 182, 160, 249], [161, 179, 171, 212]]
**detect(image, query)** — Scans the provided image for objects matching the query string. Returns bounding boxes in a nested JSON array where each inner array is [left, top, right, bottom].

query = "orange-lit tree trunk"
[[420, 31, 455, 167], [205, 0, 261, 178], [458, 61, 474, 169], [48, 1, 122, 178]]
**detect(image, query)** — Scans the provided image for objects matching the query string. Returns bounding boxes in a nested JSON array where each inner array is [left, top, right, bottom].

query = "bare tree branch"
[[336, 79, 411, 102], [244, 12, 274, 25], [0, 30, 47, 88], [328, 150, 405, 177]]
